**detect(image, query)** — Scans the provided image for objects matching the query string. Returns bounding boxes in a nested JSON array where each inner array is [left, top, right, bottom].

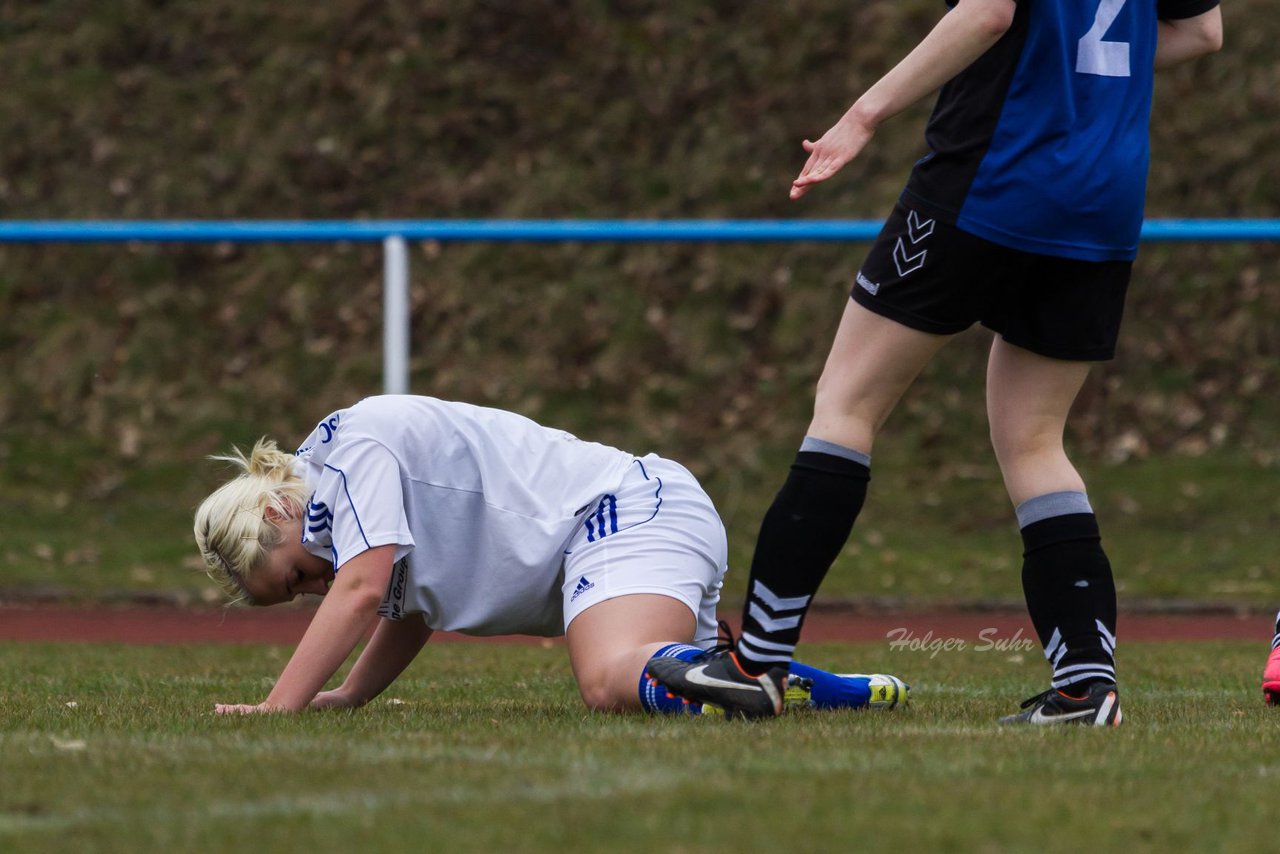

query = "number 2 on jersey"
[[1077, 0, 1130, 78]]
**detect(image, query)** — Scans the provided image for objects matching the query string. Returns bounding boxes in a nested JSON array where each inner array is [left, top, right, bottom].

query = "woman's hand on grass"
[[309, 689, 364, 711]]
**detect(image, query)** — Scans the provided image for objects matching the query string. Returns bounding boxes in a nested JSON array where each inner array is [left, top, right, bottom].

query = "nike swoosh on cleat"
[[683, 666, 766, 693], [1029, 706, 1095, 724]]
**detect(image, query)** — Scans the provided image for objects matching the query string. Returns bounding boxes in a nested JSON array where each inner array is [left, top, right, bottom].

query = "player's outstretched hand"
[[214, 702, 283, 715], [790, 116, 876, 199]]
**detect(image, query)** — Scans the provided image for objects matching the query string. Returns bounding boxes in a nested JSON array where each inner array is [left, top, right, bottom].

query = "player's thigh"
[[809, 298, 951, 451], [986, 338, 1092, 448], [565, 593, 696, 686]]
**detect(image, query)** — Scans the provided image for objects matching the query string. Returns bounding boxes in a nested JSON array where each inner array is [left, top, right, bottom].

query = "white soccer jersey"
[[292, 395, 636, 636]]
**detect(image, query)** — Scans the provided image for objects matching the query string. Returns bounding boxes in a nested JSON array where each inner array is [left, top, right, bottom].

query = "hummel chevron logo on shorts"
[[905, 209, 935, 242], [890, 209, 935, 277], [892, 237, 928, 277]]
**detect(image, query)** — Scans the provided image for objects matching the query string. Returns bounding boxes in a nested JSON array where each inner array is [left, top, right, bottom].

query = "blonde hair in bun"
[[193, 438, 310, 604]]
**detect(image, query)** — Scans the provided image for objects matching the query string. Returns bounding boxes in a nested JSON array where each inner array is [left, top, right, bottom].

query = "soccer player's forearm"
[[339, 616, 433, 704], [263, 588, 383, 711], [850, 0, 1015, 129]]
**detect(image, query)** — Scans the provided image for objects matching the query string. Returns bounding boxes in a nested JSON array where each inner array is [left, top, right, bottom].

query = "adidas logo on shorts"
[[570, 575, 595, 602]]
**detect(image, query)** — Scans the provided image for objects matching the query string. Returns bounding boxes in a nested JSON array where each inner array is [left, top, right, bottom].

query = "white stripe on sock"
[[751, 580, 811, 613], [737, 647, 794, 665], [1053, 670, 1116, 690], [747, 601, 802, 632], [738, 632, 796, 654], [1044, 627, 1064, 664], [1053, 663, 1116, 679], [1096, 619, 1117, 652]]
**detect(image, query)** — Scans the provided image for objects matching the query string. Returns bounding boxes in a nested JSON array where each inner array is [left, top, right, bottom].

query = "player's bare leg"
[[987, 338, 1120, 725], [986, 338, 1090, 505], [566, 593, 695, 712], [808, 298, 952, 454], [731, 300, 949, 676]]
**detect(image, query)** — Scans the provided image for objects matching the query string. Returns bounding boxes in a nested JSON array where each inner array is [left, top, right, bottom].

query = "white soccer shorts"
[[561, 454, 726, 647]]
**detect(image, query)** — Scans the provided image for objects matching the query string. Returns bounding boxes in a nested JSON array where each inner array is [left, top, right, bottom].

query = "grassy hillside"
[[0, 1, 1276, 606]]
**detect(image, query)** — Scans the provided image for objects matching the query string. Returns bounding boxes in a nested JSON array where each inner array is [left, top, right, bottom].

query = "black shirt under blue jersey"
[[901, 0, 1220, 262]]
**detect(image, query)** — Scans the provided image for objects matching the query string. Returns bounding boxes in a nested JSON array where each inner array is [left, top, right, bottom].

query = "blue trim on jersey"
[[304, 500, 333, 534], [323, 463, 373, 563]]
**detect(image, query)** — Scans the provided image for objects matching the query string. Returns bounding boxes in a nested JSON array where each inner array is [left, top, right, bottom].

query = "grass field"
[[2, 639, 1275, 852], [4, 446, 1278, 610]]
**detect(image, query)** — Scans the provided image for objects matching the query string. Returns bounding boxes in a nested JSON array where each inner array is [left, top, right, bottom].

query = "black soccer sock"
[[1272, 610, 1280, 651], [736, 438, 871, 676], [1018, 492, 1118, 693]]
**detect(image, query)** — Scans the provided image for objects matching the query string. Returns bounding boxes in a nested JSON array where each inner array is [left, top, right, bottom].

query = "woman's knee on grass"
[[565, 594, 697, 712], [574, 664, 636, 712]]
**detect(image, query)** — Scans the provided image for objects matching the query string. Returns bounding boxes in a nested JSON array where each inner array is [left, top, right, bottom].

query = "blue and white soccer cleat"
[[783, 672, 910, 711]]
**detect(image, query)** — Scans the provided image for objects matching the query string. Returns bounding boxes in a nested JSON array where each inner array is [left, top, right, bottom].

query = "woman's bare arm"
[[790, 0, 1017, 199], [215, 545, 395, 714], [310, 615, 433, 709]]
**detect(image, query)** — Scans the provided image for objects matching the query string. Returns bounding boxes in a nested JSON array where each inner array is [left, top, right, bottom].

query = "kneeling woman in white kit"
[[195, 395, 906, 718]]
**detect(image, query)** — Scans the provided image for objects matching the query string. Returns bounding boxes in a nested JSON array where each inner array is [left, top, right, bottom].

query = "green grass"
[[2, 640, 1276, 852], [3, 445, 1277, 609]]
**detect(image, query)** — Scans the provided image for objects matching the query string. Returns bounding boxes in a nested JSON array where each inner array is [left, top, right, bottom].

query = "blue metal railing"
[[1, 218, 1278, 243], [3, 218, 1275, 393]]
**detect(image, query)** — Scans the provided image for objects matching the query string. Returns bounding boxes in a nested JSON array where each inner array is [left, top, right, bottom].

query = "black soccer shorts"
[[851, 201, 1133, 361]]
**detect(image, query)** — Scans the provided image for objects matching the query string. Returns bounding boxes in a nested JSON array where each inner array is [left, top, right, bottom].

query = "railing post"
[[382, 235, 410, 395]]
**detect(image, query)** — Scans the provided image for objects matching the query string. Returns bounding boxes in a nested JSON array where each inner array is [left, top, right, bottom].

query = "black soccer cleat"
[[998, 682, 1122, 727], [645, 649, 787, 720]]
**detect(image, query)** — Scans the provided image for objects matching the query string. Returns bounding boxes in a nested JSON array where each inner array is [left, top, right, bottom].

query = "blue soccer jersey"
[[901, 0, 1219, 262]]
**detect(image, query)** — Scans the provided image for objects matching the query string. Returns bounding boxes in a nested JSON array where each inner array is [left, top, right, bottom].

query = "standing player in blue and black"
[[648, 0, 1222, 723]]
